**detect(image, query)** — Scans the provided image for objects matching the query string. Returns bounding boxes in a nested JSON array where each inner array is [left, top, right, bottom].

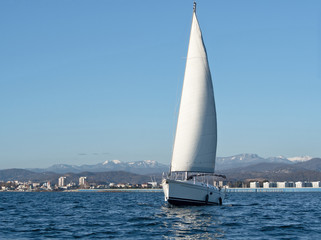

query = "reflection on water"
[[161, 204, 225, 239]]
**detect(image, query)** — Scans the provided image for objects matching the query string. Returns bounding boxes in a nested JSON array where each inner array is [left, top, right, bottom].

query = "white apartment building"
[[250, 182, 259, 188], [79, 177, 87, 186], [295, 181, 303, 188], [312, 181, 321, 188], [277, 182, 288, 188], [58, 177, 66, 187]]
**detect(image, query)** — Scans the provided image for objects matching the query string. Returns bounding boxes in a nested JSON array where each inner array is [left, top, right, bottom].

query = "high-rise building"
[[79, 177, 87, 186], [58, 177, 66, 187]]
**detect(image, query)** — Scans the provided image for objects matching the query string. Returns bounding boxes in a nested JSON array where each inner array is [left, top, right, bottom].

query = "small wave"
[[261, 224, 305, 232], [221, 222, 243, 227], [225, 203, 260, 207], [128, 216, 154, 222]]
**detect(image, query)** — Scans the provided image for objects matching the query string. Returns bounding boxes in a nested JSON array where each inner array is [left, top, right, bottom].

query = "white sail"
[[170, 9, 217, 173]]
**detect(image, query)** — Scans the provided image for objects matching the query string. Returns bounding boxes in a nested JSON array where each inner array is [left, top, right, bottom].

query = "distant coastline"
[[3, 187, 321, 193], [227, 188, 321, 193]]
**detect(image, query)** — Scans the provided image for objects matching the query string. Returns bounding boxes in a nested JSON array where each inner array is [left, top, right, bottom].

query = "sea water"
[[0, 192, 321, 239]]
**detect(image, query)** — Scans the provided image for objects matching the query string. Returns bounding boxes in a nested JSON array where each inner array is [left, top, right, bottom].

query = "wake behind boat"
[[162, 2, 225, 206]]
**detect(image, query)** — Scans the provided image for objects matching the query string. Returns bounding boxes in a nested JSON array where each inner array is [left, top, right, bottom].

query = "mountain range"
[[218, 158, 321, 182], [26, 154, 313, 173], [1, 154, 319, 183], [28, 160, 169, 175], [215, 154, 312, 170]]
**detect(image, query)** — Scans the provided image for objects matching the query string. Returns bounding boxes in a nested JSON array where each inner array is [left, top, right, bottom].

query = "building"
[[250, 182, 259, 188], [277, 182, 288, 188], [58, 177, 66, 187], [295, 181, 303, 188], [263, 182, 278, 188], [141, 183, 152, 188], [148, 182, 158, 188], [67, 182, 76, 188], [79, 177, 87, 186], [312, 181, 321, 188]]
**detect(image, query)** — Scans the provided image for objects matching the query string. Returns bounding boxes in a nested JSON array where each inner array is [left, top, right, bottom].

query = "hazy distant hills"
[[215, 153, 309, 170], [28, 160, 169, 175], [215, 154, 321, 182], [1, 154, 320, 183], [0, 169, 157, 184], [219, 158, 321, 182], [0, 169, 58, 183], [26, 153, 313, 174]]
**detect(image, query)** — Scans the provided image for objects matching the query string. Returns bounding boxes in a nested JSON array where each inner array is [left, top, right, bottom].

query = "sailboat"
[[162, 2, 225, 205]]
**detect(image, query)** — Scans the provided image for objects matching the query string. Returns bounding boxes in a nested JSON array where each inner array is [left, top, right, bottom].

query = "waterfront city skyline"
[[1, 1, 320, 169]]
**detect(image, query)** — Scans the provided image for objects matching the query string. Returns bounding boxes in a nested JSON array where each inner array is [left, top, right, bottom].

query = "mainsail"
[[170, 5, 217, 173]]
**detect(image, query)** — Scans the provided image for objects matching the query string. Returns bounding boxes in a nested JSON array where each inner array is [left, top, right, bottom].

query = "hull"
[[162, 179, 223, 205]]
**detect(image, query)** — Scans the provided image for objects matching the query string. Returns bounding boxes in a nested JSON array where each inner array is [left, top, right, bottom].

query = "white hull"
[[162, 179, 224, 205]]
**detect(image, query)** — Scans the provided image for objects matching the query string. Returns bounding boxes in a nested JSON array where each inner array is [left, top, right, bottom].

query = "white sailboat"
[[162, 2, 225, 205]]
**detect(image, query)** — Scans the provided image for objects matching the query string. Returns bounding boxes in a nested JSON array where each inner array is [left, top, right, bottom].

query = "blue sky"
[[1, 1, 320, 169]]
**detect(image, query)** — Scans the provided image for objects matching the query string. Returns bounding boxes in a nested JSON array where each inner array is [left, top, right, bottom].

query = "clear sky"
[[1, 0, 320, 169]]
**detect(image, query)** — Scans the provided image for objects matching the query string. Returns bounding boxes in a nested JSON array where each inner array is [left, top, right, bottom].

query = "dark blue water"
[[1, 192, 321, 239]]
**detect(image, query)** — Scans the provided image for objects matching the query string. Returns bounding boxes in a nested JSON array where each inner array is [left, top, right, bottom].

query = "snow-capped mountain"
[[216, 154, 316, 170], [216, 154, 290, 170], [27, 154, 317, 174], [216, 154, 294, 170], [29, 160, 169, 175], [102, 160, 122, 165], [287, 156, 313, 162]]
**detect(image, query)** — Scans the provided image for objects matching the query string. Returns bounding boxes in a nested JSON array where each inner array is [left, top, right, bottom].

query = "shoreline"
[[226, 187, 321, 192], [2, 188, 321, 193]]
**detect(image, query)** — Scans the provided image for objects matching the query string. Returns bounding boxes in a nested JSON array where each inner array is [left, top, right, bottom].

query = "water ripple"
[[1, 192, 321, 239]]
